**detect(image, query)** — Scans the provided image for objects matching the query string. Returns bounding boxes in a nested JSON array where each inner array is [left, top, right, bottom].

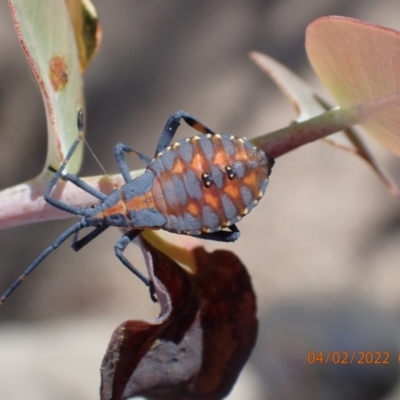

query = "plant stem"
[[251, 106, 360, 157]]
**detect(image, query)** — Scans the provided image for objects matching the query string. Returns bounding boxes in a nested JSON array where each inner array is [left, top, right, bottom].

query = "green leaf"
[[9, 0, 85, 174]]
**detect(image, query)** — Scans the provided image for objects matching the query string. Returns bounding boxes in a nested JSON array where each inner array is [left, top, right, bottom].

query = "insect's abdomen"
[[148, 133, 272, 235]]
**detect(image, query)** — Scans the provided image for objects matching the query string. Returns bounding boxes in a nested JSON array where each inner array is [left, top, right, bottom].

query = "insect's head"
[[81, 203, 105, 226]]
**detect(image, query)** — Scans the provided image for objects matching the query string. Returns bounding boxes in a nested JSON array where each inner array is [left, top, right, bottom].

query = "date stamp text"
[[307, 351, 392, 365]]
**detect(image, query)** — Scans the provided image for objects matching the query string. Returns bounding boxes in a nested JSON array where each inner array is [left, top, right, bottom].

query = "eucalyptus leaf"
[[9, 0, 85, 175]]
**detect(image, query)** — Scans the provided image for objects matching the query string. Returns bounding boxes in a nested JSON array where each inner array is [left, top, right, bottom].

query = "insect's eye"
[[201, 173, 213, 188], [225, 166, 235, 180]]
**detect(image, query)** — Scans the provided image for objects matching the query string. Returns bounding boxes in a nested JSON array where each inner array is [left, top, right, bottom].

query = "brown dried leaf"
[[100, 239, 258, 400]]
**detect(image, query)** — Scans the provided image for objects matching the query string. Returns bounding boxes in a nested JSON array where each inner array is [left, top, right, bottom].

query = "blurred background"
[[1, 1, 400, 399]]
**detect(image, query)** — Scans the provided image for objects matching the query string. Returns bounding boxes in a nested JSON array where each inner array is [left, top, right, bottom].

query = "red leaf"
[[306, 16, 400, 156], [100, 239, 258, 400]]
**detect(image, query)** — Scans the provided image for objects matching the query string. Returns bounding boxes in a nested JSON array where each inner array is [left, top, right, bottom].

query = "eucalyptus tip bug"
[[0, 110, 274, 305]]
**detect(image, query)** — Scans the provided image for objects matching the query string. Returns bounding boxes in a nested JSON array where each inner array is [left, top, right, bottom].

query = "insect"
[[0, 110, 274, 304]]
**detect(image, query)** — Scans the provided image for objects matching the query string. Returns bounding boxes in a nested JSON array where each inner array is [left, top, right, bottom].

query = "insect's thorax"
[[147, 133, 271, 235], [94, 171, 167, 229]]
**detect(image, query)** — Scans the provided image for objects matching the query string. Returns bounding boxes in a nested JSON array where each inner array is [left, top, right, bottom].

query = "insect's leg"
[[114, 229, 150, 284], [71, 225, 110, 251], [114, 143, 152, 183], [45, 109, 92, 216], [58, 172, 107, 201], [114, 229, 157, 301], [0, 220, 86, 305], [155, 111, 216, 156], [191, 224, 240, 242]]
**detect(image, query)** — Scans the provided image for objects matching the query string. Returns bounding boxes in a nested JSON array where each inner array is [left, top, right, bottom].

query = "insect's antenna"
[[80, 122, 117, 190], [83, 137, 116, 186], [0, 221, 86, 306]]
